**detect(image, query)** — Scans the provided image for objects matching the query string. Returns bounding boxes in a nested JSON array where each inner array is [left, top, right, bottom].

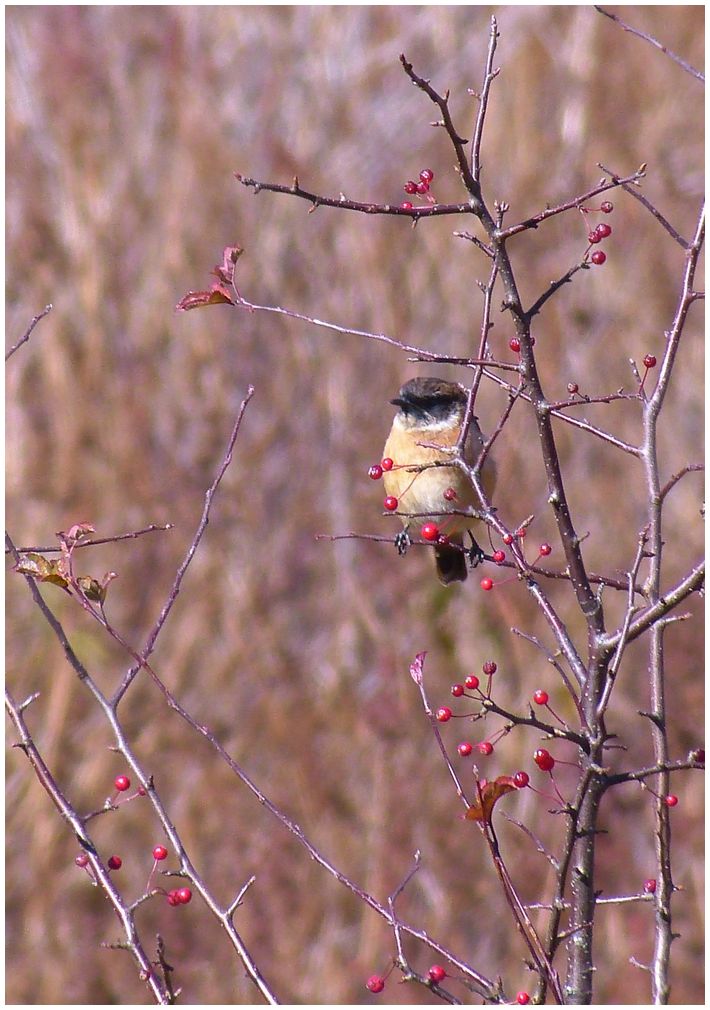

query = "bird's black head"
[[390, 377, 468, 424]]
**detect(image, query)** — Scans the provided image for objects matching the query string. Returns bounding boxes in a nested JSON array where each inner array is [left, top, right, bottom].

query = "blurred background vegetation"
[[6, 6, 703, 1004]]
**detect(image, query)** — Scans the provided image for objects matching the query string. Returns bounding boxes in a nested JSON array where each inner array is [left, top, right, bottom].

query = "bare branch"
[[235, 172, 474, 219], [5, 304, 53, 360], [595, 6, 704, 82]]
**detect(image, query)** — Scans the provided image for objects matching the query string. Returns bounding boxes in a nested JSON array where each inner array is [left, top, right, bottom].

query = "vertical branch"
[[470, 17, 500, 183], [457, 258, 500, 453], [640, 204, 704, 1002]]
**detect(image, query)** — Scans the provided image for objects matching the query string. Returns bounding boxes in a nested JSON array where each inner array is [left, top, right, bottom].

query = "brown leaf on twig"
[[13, 553, 70, 591], [175, 286, 234, 312], [176, 245, 244, 311], [465, 776, 517, 823]]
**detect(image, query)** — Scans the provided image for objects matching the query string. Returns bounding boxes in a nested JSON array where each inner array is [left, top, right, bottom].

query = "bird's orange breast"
[[382, 420, 482, 534]]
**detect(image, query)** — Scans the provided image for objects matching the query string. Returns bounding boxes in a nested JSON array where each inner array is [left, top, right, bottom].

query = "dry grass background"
[[6, 6, 704, 1005]]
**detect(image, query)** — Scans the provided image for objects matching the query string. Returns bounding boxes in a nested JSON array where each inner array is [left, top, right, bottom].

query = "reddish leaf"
[[175, 285, 234, 312], [409, 651, 427, 685], [212, 244, 244, 285], [176, 245, 244, 311], [465, 776, 517, 823]]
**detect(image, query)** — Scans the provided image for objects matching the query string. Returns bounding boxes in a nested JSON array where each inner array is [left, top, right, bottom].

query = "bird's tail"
[[434, 534, 467, 584]]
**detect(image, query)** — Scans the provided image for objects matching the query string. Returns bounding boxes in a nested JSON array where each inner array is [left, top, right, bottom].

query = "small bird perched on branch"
[[382, 376, 495, 584]]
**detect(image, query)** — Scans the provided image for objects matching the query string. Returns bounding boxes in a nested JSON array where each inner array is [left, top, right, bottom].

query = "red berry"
[[177, 887, 192, 904], [600, 201, 614, 213], [643, 354, 657, 368], [167, 890, 181, 906], [114, 775, 130, 792], [567, 382, 579, 394], [421, 522, 440, 542], [464, 675, 480, 691], [384, 496, 398, 511], [152, 845, 168, 861], [588, 230, 601, 244], [443, 486, 457, 501], [75, 853, 89, 868], [419, 169, 434, 183], [509, 337, 521, 353], [368, 464, 383, 480], [595, 223, 612, 239], [664, 794, 678, 807], [458, 742, 473, 757], [534, 748, 555, 772], [482, 661, 497, 676], [451, 683, 465, 697], [480, 578, 494, 591], [366, 976, 385, 994], [517, 993, 530, 1005], [503, 533, 514, 545], [493, 550, 506, 564], [591, 250, 606, 265], [539, 543, 552, 556], [107, 855, 122, 870], [400, 201, 413, 210], [516, 527, 527, 539], [404, 181, 418, 195], [436, 706, 452, 723], [381, 457, 394, 471], [477, 741, 494, 756], [643, 878, 657, 894], [428, 965, 446, 983], [533, 690, 549, 706], [514, 771, 530, 788], [416, 181, 429, 194], [137, 786, 147, 796]]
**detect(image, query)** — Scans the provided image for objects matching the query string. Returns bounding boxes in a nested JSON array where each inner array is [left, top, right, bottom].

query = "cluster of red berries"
[[76, 775, 194, 910], [588, 222, 612, 244], [166, 886, 193, 907], [447, 665, 502, 756], [368, 457, 394, 481], [401, 168, 435, 209], [368, 458, 404, 517], [534, 747, 555, 772], [587, 204, 613, 265]]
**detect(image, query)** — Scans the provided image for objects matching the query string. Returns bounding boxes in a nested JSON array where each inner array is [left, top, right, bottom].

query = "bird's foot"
[[394, 529, 412, 557], [466, 534, 486, 569]]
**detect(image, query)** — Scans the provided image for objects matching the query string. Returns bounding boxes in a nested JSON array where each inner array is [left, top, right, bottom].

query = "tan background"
[[6, 6, 704, 1004]]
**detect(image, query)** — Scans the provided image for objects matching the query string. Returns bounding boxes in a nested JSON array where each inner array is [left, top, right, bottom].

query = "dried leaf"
[[175, 284, 234, 312], [212, 244, 244, 285], [64, 522, 96, 542], [176, 246, 244, 311], [465, 776, 517, 823], [409, 651, 427, 685], [14, 553, 70, 591], [77, 576, 106, 604]]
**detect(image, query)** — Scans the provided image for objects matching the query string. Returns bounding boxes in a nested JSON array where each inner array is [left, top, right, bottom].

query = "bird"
[[382, 376, 495, 584]]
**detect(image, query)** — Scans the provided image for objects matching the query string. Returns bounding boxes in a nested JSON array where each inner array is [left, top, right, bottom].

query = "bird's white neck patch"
[[393, 412, 461, 433]]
